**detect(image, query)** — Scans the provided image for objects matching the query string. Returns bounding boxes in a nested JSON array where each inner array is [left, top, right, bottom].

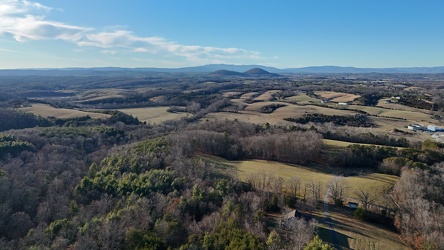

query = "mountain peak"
[[244, 68, 272, 75]]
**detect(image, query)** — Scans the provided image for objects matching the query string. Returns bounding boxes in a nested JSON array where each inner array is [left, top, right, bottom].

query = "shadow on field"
[[318, 227, 351, 250], [357, 174, 395, 185]]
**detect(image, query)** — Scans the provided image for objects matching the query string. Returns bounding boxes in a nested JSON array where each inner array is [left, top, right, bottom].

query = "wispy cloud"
[[79, 30, 261, 63], [0, 48, 18, 53], [0, 0, 262, 63]]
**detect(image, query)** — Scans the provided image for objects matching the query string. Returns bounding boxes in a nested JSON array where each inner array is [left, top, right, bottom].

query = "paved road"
[[324, 186, 339, 249]]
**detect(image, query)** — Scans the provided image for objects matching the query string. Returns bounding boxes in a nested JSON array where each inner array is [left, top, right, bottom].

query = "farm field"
[[222, 91, 242, 97], [75, 88, 131, 103], [376, 98, 431, 113], [347, 105, 433, 123], [118, 106, 190, 124], [240, 92, 260, 100], [323, 139, 405, 149], [202, 156, 398, 203], [285, 93, 320, 104], [18, 104, 111, 119], [205, 103, 360, 126], [254, 90, 282, 101], [314, 91, 361, 103]]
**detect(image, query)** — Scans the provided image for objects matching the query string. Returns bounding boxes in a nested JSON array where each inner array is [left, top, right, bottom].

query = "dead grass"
[[222, 91, 243, 97], [118, 106, 190, 124], [254, 90, 282, 101], [204, 103, 359, 126], [240, 92, 260, 100], [18, 104, 110, 119], [76, 88, 130, 102], [323, 139, 405, 149], [376, 99, 432, 113], [313, 207, 409, 250], [315, 91, 361, 103], [285, 93, 320, 104], [348, 105, 433, 123]]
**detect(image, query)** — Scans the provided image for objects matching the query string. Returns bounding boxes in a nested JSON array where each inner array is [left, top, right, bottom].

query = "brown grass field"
[[18, 104, 111, 119], [222, 91, 243, 97], [376, 98, 433, 113], [205, 102, 359, 125], [254, 90, 282, 101], [118, 107, 190, 124], [285, 93, 320, 104], [240, 92, 260, 100], [315, 91, 361, 103], [323, 139, 405, 149], [75, 88, 131, 103], [347, 105, 433, 123], [201, 156, 398, 203]]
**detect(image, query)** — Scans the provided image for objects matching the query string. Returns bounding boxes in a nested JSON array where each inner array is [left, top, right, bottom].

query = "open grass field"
[[313, 207, 409, 250], [347, 105, 433, 123], [204, 103, 359, 126], [18, 104, 111, 119], [315, 91, 361, 103], [376, 98, 433, 113], [222, 91, 243, 97], [240, 92, 260, 100], [118, 106, 190, 124], [202, 156, 398, 203], [75, 88, 131, 103], [323, 139, 405, 149], [285, 93, 320, 104], [254, 90, 282, 101]]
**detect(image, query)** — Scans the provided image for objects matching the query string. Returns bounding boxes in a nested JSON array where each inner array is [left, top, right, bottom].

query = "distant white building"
[[408, 124, 425, 131], [337, 102, 348, 106]]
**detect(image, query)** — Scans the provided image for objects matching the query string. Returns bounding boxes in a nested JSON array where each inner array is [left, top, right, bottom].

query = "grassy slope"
[[313, 207, 410, 250], [118, 107, 190, 124], [201, 156, 398, 203], [18, 104, 111, 119]]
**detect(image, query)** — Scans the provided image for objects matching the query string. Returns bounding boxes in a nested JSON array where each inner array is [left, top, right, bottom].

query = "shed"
[[348, 202, 359, 209]]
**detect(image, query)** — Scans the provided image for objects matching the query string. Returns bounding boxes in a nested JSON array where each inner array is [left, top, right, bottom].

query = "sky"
[[0, 0, 443, 69]]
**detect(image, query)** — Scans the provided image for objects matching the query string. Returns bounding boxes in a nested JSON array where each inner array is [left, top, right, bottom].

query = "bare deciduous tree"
[[355, 189, 377, 210], [327, 177, 348, 206], [287, 177, 301, 198]]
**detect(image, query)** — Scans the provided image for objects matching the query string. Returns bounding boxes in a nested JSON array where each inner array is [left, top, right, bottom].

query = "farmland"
[[117, 107, 190, 124], [18, 103, 110, 119], [314, 91, 361, 103]]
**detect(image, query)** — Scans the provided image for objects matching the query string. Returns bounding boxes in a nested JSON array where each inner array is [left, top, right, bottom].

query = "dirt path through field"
[[324, 183, 339, 249]]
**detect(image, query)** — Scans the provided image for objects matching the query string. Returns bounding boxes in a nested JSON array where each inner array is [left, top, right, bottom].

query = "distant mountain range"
[[1, 64, 444, 76]]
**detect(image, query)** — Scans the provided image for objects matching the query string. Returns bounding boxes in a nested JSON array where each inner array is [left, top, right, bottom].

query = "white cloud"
[[0, 0, 262, 63], [0, 0, 89, 42], [79, 29, 261, 63]]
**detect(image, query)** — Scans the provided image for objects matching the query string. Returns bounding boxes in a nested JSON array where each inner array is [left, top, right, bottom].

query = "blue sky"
[[0, 0, 443, 69]]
